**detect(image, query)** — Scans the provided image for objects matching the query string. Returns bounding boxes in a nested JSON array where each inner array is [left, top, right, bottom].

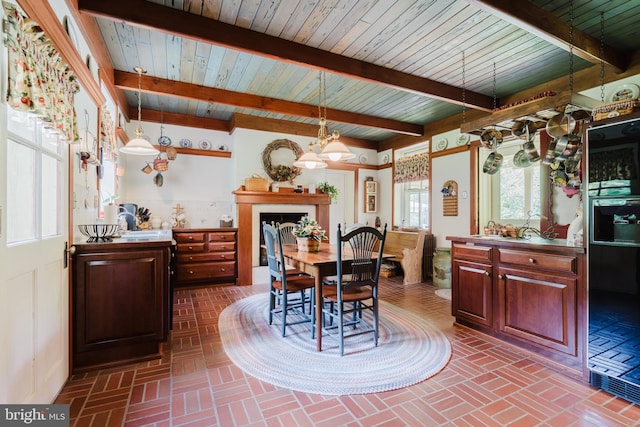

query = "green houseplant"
[[318, 182, 338, 202]]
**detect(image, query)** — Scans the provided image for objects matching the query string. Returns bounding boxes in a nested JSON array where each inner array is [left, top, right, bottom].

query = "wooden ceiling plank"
[[134, 107, 231, 132], [77, 0, 495, 111], [467, 0, 628, 72], [114, 70, 424, 136]]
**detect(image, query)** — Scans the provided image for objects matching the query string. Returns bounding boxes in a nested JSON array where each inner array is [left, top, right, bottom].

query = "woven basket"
[[592, 100, 639, 121], [245, 177, 269, 191]]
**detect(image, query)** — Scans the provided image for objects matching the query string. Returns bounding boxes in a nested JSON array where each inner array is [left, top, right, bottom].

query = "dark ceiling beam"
[[467, 0, 628, 73], [78, 0, 495, 111], [114, 71, 424, 136]]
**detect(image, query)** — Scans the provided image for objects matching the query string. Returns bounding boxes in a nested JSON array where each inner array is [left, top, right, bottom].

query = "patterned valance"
[[100, 108, 116, 159], [3, 2, 79, 142], [393, 152, 430, 183]]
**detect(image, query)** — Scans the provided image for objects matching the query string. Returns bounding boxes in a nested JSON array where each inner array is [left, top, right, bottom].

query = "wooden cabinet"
[[448, 236, 586, 373], [72, 240, 171, 372], [173, 228, 238, 286]]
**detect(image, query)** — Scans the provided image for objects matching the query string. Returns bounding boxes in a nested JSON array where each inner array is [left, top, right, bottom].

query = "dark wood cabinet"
[[448, 236, 586, 374], [173, 228, 238, 286], [72, 241, 171, 372]]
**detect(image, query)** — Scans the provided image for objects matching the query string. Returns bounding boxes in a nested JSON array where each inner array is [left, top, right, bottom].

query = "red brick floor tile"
[[54, 273, 640, 426]]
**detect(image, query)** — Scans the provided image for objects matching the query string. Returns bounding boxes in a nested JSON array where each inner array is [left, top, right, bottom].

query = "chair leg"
[[338, 301, 345, 356], [269, 286, 276, 325]]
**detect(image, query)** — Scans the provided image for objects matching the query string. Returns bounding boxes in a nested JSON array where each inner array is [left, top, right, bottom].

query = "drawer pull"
[[188, 246, 193, 251], [498, 274, 504, 279], [221, 268, 225, 272], [484, 271, 490, 276], [528, 258, 535, 264], [220, 254, 225, 259], [188, 236, 193, 240], [189, 256, 193, 261], [188, 270, 194, 274]]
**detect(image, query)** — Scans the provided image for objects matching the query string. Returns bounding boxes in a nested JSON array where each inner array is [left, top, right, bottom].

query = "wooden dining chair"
[[262, 222, 315, 337], [276, 221, 311, 278], [320, 223, 387, 355]]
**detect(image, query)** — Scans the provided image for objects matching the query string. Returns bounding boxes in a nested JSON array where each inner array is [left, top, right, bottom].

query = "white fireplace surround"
[[252, 204, 315, 266]]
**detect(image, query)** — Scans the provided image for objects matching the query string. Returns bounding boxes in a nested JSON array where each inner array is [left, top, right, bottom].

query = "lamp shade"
[[318, 141, 356, 161], [119, 137, 159, 156], [293, 151, 327, 169]]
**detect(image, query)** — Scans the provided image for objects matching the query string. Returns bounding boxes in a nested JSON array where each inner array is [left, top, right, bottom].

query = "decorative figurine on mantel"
[[171, 203, 187, 228]]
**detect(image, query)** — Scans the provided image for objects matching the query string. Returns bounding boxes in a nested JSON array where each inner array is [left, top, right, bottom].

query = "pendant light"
[[119, 66, 159, 156], [294, 72, 354, 169]]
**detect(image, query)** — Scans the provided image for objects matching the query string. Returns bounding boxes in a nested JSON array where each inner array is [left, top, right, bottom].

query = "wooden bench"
[[381, 230, 436, 282]]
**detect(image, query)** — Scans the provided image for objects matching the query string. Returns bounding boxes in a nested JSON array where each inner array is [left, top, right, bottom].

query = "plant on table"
[[292, 216, 328, 242]]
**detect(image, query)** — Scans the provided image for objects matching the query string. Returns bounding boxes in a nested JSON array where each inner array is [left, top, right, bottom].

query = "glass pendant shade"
[[293, 151, 327, 169], [119, 136, 159, 155], [318, 140, 356, 161]]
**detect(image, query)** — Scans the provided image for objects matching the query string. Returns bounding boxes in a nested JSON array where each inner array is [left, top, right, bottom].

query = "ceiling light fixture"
[[294, 72, 355, 169], [119, 66, 159, 156]]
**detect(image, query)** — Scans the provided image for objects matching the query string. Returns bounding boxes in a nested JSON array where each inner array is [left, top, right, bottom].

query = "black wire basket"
[[77, 224, 119, 242]]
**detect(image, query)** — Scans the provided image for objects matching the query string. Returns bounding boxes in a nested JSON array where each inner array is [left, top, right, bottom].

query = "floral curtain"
[[3, 2, 79, 142], [393, 152, 430, 183], [100, 108, 116, 159]]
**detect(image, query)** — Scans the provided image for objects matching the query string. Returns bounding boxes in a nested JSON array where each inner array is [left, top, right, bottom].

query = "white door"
[[325, 170, 354, 241], [0, 106, 70, 403]]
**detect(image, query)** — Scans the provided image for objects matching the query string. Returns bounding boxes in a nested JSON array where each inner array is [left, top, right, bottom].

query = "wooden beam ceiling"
[[468, 0, 628, 72], [114, 71, 424, 136], [78, 0, 495, 111]]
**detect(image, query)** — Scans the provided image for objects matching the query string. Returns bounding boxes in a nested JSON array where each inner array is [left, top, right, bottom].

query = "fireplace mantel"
[[233, 186, 331, 285]]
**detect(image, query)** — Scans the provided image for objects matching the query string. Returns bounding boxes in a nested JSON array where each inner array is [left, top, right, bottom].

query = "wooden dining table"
[[281, 243, 391, 351]]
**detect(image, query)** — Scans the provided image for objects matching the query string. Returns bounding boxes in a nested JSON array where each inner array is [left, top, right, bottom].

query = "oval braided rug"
[[219, 293, 451, 395]]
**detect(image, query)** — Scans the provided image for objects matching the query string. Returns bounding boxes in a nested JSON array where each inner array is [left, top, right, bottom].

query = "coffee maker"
[[119, 203, 138, 231]]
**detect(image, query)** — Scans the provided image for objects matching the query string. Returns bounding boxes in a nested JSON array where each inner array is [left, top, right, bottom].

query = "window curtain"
[[393, 152, 429, 183], [100, 108, 116, 159], [3, 2, 79, 142]]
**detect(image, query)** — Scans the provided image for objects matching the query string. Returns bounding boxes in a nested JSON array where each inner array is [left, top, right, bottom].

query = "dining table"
[[281, 243, 392, 351]]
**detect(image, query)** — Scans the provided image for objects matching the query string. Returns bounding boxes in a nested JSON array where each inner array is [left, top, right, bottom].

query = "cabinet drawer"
[[452, 243, 492, 263], [176, 261, 236, 281], [208, 232, 236, 242], [177, 251, 235, 263], [209, 241, 236, 252], [175, 232, 206, 243], [176, 242, 206, 253], [498, 249, 577, 274]]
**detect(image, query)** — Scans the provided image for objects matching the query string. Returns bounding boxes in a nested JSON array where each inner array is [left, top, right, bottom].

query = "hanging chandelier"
[[294, 72, 355, 169], [119, 66, 159, 156]]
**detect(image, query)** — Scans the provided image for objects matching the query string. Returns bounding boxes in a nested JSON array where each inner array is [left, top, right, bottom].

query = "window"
[[393, 144, 430, 229], [6, 109, 63, 244], [482, 141, 541, 227]]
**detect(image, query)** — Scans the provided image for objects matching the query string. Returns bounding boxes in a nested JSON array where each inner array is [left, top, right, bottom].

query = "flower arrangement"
[[270, 164, 300, 183], [292, 216, 328, 242]]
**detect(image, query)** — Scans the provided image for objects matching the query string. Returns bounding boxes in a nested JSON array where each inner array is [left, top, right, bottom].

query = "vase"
[[433, 247, 451, 289], [297, 237, 320, 253]]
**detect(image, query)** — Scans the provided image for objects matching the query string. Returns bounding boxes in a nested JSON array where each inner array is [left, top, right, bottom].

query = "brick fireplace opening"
[[258, 212, 307, 265]]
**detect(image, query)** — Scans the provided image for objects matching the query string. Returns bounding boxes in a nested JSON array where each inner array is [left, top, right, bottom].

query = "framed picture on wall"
[[365, 181, 377, 193]]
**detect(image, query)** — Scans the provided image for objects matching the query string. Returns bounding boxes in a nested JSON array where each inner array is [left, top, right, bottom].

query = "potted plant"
[[318, 182, 339, 202], [292, 216, 327, 252]]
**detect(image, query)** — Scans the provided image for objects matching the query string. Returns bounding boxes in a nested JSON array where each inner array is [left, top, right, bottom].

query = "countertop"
[[447, 234, 586, 254]]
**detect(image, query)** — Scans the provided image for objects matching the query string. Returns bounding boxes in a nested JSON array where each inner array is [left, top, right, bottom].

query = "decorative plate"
[[179, 138, 192, 148], [198, 139, 212, 150], [158, 135, 172, 146], [382, 154, 390, 164], [217, 144, 229, 151], [457, 134, 471, 146], [606, 83, 640, 103], [436, 138, 448, 150], [358, 154, 368, 164]]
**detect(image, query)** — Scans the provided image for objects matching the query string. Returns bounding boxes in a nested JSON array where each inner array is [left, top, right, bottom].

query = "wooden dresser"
[[447, 235, 587, 377], [173, 228, 238, 286]]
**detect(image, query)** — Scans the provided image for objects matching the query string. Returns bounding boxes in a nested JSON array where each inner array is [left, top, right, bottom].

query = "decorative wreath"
[[261, 139, 304, 182]]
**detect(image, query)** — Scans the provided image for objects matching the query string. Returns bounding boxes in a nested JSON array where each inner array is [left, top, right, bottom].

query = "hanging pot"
[[523, 138, 540, 163], [542, 139, 557, 165], [513, 147, 530, 168], [511, 120, 536, 139], [554, 134, 581, 161], [480, 128, 503, 148], [546, 114, 576, 138], [482, 151, 503, 174]]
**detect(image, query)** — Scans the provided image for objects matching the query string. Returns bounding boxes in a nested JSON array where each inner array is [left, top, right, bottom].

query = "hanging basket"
[[153, 153, 169, 172]]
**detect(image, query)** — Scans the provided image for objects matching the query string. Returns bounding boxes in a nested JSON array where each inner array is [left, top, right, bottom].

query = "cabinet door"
[[452, 259, 493, 327], [497, 267, 577, 356]]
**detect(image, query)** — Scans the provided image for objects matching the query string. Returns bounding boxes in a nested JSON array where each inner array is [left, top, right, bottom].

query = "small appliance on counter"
[[119, 203, 138, 231]]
